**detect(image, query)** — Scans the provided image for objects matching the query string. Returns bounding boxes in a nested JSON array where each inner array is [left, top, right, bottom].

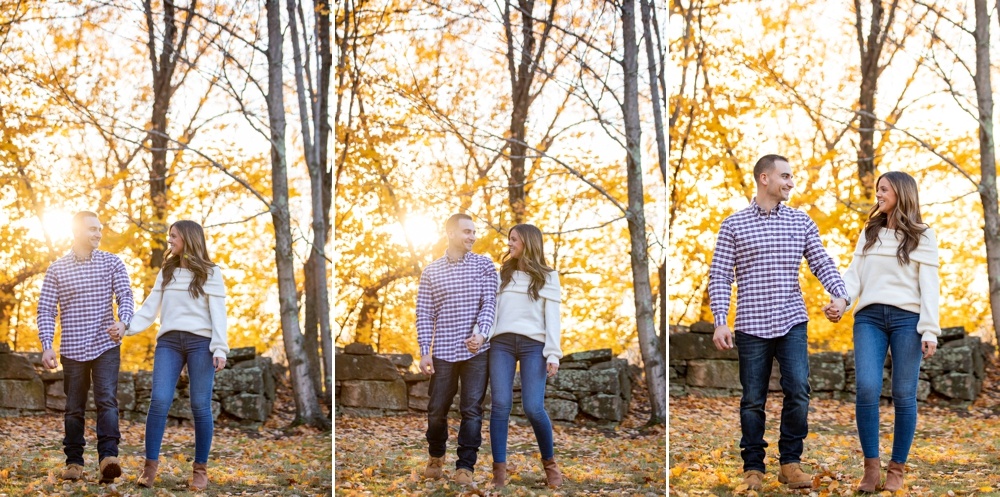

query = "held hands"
[[465, 333, 485, 354], [106, 322, 126, 344], [822, 298, 849, 323], [713, 325, 734, 350]]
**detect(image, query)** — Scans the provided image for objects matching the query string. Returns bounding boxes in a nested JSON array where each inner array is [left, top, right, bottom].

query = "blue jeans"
[[734, 322, 810, 473], [854, 304, 923, 463], [426, 352, 489, 471], [145, 331, 216, 464], [61, 347, 121, 465], [489, 333, 554, 462]]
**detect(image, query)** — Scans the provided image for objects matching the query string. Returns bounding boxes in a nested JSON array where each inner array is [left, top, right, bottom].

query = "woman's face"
[[875, 177, 897, 215], [167, 227, 185, 257], [508, 229, 524, 260]]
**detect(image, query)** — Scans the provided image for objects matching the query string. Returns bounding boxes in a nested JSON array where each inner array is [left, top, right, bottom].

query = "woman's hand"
[[213, 356, 227, 372], [546, 362, 559, 378], [922, 340, 937, 359]]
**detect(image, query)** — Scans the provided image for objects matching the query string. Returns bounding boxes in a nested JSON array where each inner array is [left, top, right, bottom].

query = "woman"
[[825, 171, 939, 493], [467, 223, 563, 488], [109, 220, 229, 490]]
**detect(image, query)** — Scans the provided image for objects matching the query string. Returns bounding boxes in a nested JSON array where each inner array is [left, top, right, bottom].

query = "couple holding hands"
[[415, 214, 564, 489], [708, 155, 940, 493], [38, 212, 228, 490]]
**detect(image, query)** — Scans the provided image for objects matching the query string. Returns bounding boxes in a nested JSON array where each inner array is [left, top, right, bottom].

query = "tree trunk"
[[621, 0, 665, 425], [265, 0, 328, 429], [640, 0, 665, 182], [976, 0, 1000, 346], [854, 0, 898, 199], [315, 1, 334, 405]]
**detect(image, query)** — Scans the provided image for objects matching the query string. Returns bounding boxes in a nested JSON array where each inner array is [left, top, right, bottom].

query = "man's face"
[[447, 219, 477, 253], [763, 160, 795, 201], [74, 216, 102, 250]]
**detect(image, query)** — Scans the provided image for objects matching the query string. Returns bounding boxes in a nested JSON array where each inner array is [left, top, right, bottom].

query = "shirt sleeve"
[[477, 258, 499, 339], [111, 256, 135, 324], [707, 220, 736, 328], [543, 296, 562, 364], [802, 217, 849, 300], [415, 267, 435, 358], [206, 269, 230, 359], [128, 270, 164, 334], [36, 266, 59, 351]]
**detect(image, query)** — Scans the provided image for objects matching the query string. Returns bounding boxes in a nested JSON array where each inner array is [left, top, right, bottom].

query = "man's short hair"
[[445, 213, 473, 233], [72, 211, 99, 229], [752, 154, 789, 183]]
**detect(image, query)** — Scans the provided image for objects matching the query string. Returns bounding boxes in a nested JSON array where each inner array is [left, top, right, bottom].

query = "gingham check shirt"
[[37, 250, 135, 362], [708, 199, 848, 339], [416, 251, 498, 362]]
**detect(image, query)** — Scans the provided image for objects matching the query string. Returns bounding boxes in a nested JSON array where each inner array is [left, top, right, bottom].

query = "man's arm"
[[415, 268, 435, 358], [36, 267, 59, 369], [111, 256, 135, 326], [707, 221, 737, 350], [802, 218, 849, 302], [476, 258, 499, 340]]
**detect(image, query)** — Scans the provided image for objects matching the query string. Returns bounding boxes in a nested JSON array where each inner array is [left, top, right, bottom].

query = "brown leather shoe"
[[453, 467, 474, 485], [542, 457, 563, 488], [98, 457, 121, 484], [61, 464, 84, 481], [424, 456, 445, 479], [191, 462, 208, 490], [743, 470, 764, 491], [778, 462, 813, 489], [137, 458, 159, 488], [492, 462, 506, 487], [857, 457, 881, 492], [883, 461, 905, 492]]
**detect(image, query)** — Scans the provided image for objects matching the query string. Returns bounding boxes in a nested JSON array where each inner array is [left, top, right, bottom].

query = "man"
[[37, 211, 135, 484], [708, 155, 849, 491], [416, 213, 498, 486]]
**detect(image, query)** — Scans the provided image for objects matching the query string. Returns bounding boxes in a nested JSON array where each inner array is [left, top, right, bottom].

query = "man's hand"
[[41, 349, 58, 370], [823, 298, 848, 323], [922, 341, 938, 359], [713, 325, 734, 350], [107, 322, 125, 344], [419, 355, 435, 375], [465, 333, 485, 354]]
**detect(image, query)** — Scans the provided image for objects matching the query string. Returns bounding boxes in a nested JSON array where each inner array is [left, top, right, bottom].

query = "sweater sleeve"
[[127, 270, 164, 335], [916, 229, 941, 342], [842, 232, 865, 310], [543, 297, 562, 364], [206, 268, 230, 359]]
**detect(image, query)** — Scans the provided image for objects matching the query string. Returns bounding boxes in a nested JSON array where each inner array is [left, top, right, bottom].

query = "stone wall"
[[0, 344, 278, 425], [669, 322, 992, 404], [335, 344, 635, 425]]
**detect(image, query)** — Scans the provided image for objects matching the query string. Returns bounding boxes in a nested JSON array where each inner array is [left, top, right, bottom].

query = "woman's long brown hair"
[[862, 171, 927, 265], [499, 224, 553, 300], [162, 220, 217, 299]]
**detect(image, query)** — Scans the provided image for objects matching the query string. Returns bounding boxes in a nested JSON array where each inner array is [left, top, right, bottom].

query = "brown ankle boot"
[[857, 457, 881, 492], [137, 459, 159, 488], [542, 457, 563, 488], [492, 462, 507, 487], [191, 462, 208, 490], [883, 461, 905, 492]]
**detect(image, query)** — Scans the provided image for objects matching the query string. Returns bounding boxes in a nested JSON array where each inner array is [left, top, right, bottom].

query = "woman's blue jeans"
[[144, 331, 216, 464], [854, 304, 923, 463], [488, 333, 554, 462]]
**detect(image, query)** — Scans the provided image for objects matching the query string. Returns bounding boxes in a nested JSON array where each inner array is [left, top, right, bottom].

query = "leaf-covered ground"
[[669, 362, 1000, 496], [335, 389, 666, 496], [0, 401, 331, 496]]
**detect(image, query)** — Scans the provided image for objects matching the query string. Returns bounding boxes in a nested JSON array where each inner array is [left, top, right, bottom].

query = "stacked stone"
[[0, 345, 277, 424], [669, 322, 992, 405], [335, 343, 409, 416]]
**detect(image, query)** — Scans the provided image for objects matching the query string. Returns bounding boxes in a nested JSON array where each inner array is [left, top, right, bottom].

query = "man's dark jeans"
[[61, 347, 121, 466], [425, 353, 489, 471], [734, 322, 810, 473]]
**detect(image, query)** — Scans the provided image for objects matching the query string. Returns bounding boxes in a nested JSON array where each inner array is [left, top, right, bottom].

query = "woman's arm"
[[206, 268, 230, 359], [127, 270, 165, 335]]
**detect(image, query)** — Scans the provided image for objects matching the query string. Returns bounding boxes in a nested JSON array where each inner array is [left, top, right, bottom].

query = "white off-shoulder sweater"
[[489, 270, 563, 364], [842, 227, 941, 342], [127, 266, 230, 358]]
